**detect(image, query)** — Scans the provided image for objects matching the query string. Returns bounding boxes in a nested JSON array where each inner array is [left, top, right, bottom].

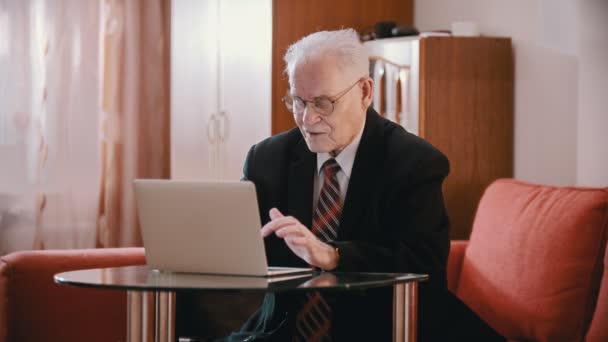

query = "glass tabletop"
[[55, 265, 428, 293]]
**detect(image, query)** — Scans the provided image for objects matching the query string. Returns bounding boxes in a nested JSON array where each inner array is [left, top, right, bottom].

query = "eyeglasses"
[[282, 78, 364, 116]]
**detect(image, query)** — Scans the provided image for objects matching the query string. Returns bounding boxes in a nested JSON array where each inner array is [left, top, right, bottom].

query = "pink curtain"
[[97, 0, 171, 247]]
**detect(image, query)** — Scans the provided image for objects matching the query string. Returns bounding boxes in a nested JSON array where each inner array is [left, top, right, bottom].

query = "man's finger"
[[285, 236, 307, 245], [275, 225, 305, 238], [269, 207, 284, 220], [261, 216, 297, 237]]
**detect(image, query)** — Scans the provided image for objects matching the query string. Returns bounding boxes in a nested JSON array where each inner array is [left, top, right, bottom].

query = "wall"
[[416, 0, 607, 186], [576, 0, 608, 187]]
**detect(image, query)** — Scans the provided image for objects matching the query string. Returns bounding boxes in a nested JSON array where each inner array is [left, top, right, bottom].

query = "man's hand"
[[261, 208, 338, 270]]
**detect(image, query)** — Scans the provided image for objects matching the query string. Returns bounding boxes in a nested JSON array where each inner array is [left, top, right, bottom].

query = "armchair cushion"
[[447, 240, 468, 293], [0, 247, 145, 342], [455, 179, 607, 342]]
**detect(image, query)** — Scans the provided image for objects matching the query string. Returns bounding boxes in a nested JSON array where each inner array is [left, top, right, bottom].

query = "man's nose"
[[302, 105, 321, 125]]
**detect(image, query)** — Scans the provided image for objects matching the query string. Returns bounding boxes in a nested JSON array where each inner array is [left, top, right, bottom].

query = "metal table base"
[[393, 282, 418, 341], [125, 284, 418, 342], [127, 291, 176, 342]]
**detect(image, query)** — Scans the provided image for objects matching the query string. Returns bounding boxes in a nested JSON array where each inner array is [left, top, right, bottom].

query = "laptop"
[[133, 179, 314, 277]]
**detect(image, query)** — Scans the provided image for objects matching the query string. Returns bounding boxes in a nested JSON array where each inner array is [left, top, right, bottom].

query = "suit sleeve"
[[331, 152, 450, 286], [241, 145, 256, 182]]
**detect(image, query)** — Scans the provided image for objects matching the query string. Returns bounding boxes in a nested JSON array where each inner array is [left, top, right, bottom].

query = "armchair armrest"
[[0, 247, 146, 342], [447, 240, 468, 293]]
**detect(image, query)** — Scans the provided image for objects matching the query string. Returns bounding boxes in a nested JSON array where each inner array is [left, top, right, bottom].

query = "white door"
[[171, 0, 271, 181], [218, 0, 272, 180], [171, 0, 219, 180]]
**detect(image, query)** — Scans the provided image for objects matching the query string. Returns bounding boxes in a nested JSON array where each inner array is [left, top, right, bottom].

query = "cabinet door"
[[171, 0, 219, 180], [218, 0, 272, 180], [419, 37, 514, 239]]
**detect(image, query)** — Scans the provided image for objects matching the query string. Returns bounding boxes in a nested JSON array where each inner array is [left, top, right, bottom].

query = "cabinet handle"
[[217, 111, 227, 142], [207, 113, 217, 144], [207, 113, 219, 179]]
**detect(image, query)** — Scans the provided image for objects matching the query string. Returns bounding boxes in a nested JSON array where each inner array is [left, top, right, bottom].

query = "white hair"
[[283, 28, 369, 86]]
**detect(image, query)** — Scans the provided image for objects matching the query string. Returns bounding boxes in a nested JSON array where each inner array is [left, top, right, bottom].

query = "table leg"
[[158, 291, 176, 342], [127, 291, 142, 341], [143, 291, 155, 341], [127, 291, 176, 342], [393, 282, 418, 342]]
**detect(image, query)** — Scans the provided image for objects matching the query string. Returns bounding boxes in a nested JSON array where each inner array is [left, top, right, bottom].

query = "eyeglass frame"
[[282, 77, 367, 116]]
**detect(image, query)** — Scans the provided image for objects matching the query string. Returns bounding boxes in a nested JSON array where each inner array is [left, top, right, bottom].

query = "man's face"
[[290, 56, 368, 156]]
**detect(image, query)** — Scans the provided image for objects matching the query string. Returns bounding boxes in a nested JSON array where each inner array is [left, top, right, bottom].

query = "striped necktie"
[[295, 158, 342, 341]]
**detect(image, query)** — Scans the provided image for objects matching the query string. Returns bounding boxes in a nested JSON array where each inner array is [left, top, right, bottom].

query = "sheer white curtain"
[[35, 0, 103, 249], [0, 0, 38, 253], [0, 0, 169, 252], [0, 0, 102, 252]]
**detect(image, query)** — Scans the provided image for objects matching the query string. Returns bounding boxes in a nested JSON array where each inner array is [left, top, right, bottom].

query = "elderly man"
[[230, 29, 501, 341]]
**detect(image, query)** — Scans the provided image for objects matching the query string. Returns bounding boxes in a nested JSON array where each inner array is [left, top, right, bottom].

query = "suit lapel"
[[338, 109, 384, 240], [287, 138, 315, 229]]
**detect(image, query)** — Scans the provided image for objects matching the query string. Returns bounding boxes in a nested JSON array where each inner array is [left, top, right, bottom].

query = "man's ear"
[[361, 77, 374, 109]]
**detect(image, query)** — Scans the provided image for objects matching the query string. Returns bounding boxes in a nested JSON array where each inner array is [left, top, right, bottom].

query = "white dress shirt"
[[313, 118, 366, 207]]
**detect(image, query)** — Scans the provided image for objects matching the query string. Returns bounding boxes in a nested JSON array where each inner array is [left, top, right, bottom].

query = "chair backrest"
[[455, 179, 607, 342], [0, 247, 145, 342], [586, 242, 608, 342]]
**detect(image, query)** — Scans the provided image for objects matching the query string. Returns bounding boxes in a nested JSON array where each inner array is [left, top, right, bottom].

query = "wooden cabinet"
[[366, 36, 514, 239], [420, 37, 513, 239]]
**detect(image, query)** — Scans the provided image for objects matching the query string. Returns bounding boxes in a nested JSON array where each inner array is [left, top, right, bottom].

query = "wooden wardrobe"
[[419, 37, 514, 239]]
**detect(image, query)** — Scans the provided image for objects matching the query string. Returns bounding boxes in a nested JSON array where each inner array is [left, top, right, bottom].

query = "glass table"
[[55, 265, 427, 342]]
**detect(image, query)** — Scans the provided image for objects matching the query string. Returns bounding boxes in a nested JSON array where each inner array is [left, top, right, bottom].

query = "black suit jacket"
[[238, 108, 450, 341]]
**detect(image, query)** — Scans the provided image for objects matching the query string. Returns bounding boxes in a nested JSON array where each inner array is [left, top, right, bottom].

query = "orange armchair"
[[0, 248, 146, 342], [448, 179, 608, 342]]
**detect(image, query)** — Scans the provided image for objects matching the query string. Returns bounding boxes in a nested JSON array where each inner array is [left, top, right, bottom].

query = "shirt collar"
[[316, 117, 366, 179]]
